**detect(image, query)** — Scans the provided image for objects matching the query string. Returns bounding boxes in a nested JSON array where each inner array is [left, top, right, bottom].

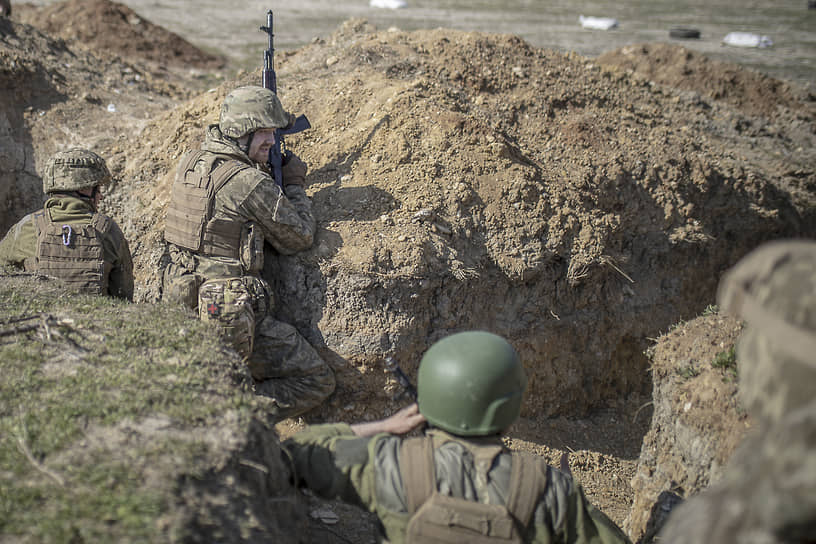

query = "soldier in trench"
[[283, 331, 631, 543], [658, 240, 816, 543], [161, 85, 335, 420], [0, 148, 133, 300]]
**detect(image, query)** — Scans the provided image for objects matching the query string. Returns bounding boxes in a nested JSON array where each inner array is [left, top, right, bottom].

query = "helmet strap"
[[240, 133, 253, 155]]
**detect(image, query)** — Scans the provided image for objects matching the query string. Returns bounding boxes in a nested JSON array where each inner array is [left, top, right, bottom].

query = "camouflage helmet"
[[417, 331, 527, 436], [219, 86, 291, 138], [717, 240, 816, 425], [43, 148, 111, 193]]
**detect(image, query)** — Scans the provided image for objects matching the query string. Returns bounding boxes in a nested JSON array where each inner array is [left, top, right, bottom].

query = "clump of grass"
[[676, 364, 700, 380], [701, 304, 718, 316], [711, 346, 738, 380]]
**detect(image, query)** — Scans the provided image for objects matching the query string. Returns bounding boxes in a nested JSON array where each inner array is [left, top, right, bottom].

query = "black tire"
[[669, 27, 701, 39]]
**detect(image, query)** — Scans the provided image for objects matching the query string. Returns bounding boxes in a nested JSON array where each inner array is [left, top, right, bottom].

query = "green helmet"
[[42, 148, 111, 194], [218, 86, 292, 139], [417, 331, 527, 436]]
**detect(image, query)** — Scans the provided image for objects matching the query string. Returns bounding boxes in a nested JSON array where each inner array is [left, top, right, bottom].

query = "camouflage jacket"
[[284, 424, 631, 544], [165, 124, 316, 280], [0, 194, 134, 300]]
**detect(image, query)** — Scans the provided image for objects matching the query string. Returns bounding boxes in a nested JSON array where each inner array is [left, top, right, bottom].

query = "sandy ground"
[[18, 0, 816, 87]]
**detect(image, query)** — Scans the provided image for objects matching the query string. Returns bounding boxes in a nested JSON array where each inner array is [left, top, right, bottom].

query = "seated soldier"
[[284, 331, 631, 543], [0, 148, 133, 300]]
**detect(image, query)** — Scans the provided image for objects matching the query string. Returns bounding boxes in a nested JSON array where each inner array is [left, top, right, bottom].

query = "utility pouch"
[[407, 494, 519, 543], [239, 222, 264, 274], [162, 262, 201, 309], [198, 277, 255, 358]]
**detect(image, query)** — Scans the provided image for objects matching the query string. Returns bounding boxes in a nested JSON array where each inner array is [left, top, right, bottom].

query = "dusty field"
[[2, 1, 815, 541], [19, 0, 816, 88]]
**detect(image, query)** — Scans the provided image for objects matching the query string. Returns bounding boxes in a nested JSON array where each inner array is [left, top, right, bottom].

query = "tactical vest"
[[400, 436, 546, 543], [164, 150, 252, 259], [32, 210, 112, 295]]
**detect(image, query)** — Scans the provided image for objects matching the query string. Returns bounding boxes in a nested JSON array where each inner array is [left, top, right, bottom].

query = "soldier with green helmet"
[[162, 85, 334, 420], [0, 148, 133, 300], [284, 331, 631, 543], [659, 240, 816, 543]]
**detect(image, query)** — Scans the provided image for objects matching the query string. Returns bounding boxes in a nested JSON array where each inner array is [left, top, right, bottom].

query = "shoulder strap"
[[400, 436, 436, 514], [505, 453, 546, 527], [210, 160, 253, 195], [176, 150, 208, 183], [33, 209, 49, 235], [90, 212, 113, 235]]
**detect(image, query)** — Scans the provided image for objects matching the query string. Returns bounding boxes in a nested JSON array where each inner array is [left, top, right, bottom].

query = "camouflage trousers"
[[164, 264, 335, 420]]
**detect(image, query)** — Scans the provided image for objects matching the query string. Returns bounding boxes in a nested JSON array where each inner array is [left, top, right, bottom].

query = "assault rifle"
[[260, 10, 311, 188], [384, 356, 417, 401]]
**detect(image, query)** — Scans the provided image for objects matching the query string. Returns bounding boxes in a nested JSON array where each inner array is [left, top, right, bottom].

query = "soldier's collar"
[[425, 427, 505, 448]]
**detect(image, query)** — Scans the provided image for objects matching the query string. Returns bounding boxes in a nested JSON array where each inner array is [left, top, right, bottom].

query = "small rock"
[[310, 507, 339, 524]]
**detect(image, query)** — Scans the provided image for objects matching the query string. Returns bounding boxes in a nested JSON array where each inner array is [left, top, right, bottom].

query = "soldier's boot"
[[249, 316, 336, 420], [254, 365, 336, 420]]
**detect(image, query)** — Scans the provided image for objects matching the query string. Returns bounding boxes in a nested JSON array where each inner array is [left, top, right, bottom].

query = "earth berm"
[[1, 1, 814, 542]]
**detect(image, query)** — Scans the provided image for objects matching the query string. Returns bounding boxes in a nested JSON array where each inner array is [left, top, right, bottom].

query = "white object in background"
[[579, 15, 619, 30], [370, 0, 407, 8], [722, 32, 773, 48]]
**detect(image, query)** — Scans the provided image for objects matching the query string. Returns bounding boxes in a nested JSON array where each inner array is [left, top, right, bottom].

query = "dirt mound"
[[624, 311, 750, 543], [16, 0, 225, 69], [596, 42, 814, 120], [0, 274, 306, 542], [108, 19, 813, 420], [0, 12, 215, 234]]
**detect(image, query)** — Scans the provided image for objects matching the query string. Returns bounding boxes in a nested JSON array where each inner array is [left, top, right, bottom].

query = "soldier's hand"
[[351, 403, 426, 437], [281, 153, 307, 187]]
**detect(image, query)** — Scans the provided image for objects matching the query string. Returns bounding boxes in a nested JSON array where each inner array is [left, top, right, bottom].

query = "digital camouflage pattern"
[[198, 277, 260, 358], [43, 148, 112, 193], [659, 240, 816, 543], [219, 86, 292, 139], [0, 194, 134, 300], [162, 121, 334, 420], [284, 425, 632, 544]]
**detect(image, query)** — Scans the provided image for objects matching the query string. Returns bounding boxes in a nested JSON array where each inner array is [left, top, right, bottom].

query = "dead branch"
[[16, 433, 65, 487]]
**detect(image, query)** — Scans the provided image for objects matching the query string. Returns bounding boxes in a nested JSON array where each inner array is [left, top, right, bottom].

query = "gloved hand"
[[281, 153, 307, 187]]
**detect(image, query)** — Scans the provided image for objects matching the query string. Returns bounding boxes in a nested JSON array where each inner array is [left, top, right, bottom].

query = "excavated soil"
[[15, 0, 224, 70], [2, 1, 816, 541]]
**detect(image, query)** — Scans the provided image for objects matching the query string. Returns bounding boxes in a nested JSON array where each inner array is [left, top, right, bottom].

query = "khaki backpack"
[[400, 436, 546, 543], [32, 210, 112, 295]]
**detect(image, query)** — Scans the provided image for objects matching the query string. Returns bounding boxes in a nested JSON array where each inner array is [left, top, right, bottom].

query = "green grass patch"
[[0, 275, 259, 541], [711, 346, 738, 380], [676, 364, 700, 380]]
